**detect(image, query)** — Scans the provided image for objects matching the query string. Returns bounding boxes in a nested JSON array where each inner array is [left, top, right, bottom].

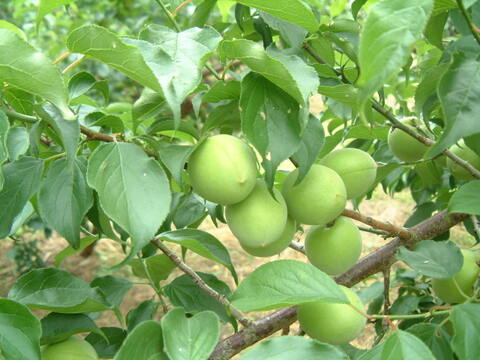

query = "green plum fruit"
[[320, 148, 377, 199], [281, 164, 347, 225], [305, 216, 362, 275], [41, 337, 98, 360], [241, 217, 296, 257], [226, 180, 287, 248], [188, 134, 257, 204], [388, 120, 429, 162], [447, 143, 480, 180], [298, 286, 366, 345], [432, 249, 479, 304]]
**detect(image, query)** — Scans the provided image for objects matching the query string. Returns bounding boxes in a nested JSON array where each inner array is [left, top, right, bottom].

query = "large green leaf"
[[41, 313, 100, 345], [8, 268, 109, 313], [236, 0, 318, 32], [380, 330, 435, 359], [87, 143, 171, 258], [0, 29, 72, 118], [37, 0, 77, 26], [397, 240, 463, 278], [240, 72, 302, 187], [220, 40, 318, 105], [448, 180, 480, 215], [114, 320, 168, 360], [91, 275, 132, 308], [429, 55, 480, 156], [406, 323, 452, 360], [0, 299, 41, 360], [161, 308, 220, 360], [231, 260, 347, 312], [451, 303, 480, 360], [241, 336, 348, 360], [86, 327, 126, 359], [0, 157, 43, 238], [158, 229, 238, 283], [38, 157, 93, 248], [357, 0, 434, 107]]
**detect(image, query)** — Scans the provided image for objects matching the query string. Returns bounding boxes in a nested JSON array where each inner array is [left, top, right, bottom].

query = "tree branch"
[[288, 241, 305, 254], [342, 209, 412, 239], [151, 239, 253, 327]]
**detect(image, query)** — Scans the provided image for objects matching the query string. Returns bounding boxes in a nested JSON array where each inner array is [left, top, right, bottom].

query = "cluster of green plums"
[[388, 119, 480, 179], [188, 134, 379, 344]]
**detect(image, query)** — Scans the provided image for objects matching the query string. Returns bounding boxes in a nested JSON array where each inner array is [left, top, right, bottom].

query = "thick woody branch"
[[151, 239, 253, 327], [210, 210, 468, 359], [342, 209, 412, 239]]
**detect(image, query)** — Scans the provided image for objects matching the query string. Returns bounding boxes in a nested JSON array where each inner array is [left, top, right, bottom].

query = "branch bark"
[[209, 210, 468, 359], [342, 209, 412, 239]]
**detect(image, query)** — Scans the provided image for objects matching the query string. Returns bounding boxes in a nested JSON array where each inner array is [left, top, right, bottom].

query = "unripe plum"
[[388, 121, 428, 162], [320, 148, 377, 199], [305, 216, 362, 275], [298, 286, 366, 345], [240, 217, 296, 257], [41, 337, 98, 360], [188, 135, 257, 204], [432, 249, 479, 304], [281, 164, 346, 225], [226, 180, 287, 248], [447, 143, 480, 180]]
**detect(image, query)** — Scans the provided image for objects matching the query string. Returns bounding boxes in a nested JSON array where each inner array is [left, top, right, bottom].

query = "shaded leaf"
[[448, 180, 480, 215], [451, 303, 480, 360], [86, 327, 126, 359], [41, 313, 100, 345]]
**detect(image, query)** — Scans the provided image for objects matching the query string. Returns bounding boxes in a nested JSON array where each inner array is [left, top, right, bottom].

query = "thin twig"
[[154, 0, 181, 31], [456, 0, 480, 45], [342, 209, 412, 239], [471, 215, 480, 239], [62, 55, 85, 74], [289, 241, 305, 254], [53, 51, 71, 64], [383, 268, 391, 314], [151, 239, 253, 327], [173, 0, 194, 16], [358, 226, 393, 238]]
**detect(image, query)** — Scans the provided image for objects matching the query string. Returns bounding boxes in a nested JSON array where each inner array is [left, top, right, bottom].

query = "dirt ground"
[[0, 187, 473, 355]]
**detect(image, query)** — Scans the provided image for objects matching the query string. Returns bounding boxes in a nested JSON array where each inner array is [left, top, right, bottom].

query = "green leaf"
[[37, 0, 77, 25], [260, 13, 308, 48], [240, 72, 302, 187], [433, 0, 457, 15], [0, 298, 41, 360], [397, 240, 463, 278], [203, 100, 240, 133], [406, 323, 452, 360], [203, 81, 241, 103], [38, 157, 93, 248], [0, 29, 72, 118], [130, 254, 175, 285], [126, 300, 157, 332], [156, 143, 194, 186], [161, 308, 220, 360], [451, 303, 480, 360], [0, 20, 26, 40], [425, 12, 448, 48], [220, 40, 318, 105], [68, 71, 109, 103], [6, 127, 29, 161], [54, 235, 98, 267], [381, 330, 435, 359], [91, 275, 132, 308], [240, 336, 349, 359], [448, 180, 480, 215], [0, 157, 43, 238], [357, 0, 434, 107], [236, 0, 318, 32], [429, 55, 480, 156], [87, 143, 171, 259], [159, 229, 238, 283], [231, 260, 347, 312], [346, 125, 389, 141], [86, 327, 126, 359], [114, 320, 167, 360], [0, 110, 8, 190], [414, 63, 449, 116], [8, 201, 34, 236], [164, 273, 234, 325], [317, 84, 359, 109], [8, 268, 109, 313], [41, 313, 100, 345]]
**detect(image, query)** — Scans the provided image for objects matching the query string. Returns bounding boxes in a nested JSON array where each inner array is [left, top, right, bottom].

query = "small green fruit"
[[388, 121, 428, 162], [188, 135, 257, 204], [432, 249, 479, 304], [226, 180, 287, 248], [281, 164, 346, 225], [305, 216, 362, 275], [241, 217, 296, 257], [447, 143, 480, 180], [320, 148, 377, 199], [298, 286, 366, 345], [41, 337, 98, 360]]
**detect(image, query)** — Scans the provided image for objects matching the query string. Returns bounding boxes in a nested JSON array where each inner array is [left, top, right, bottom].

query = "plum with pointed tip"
[[388, 120, 428, 162], [41, 337, 98, 360], [187, 134, 257, 205]]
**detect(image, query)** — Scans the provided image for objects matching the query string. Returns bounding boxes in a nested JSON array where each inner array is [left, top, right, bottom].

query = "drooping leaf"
[[380, 330, 436, 359], [130, 254, 176, 285], [87, 142, 171, 260], [0, 298, 41, 360], [37, 0, 77, 26], [6, 127, 29, 161], [41, 313, 100, 345], [203, 81, 241, 103], [8, 268, 109, 313], [406, 323, 452, 360], [161, 308, 220, 360], [260, 12, 307, 48], [397, 240, 463, 278], [0, 29, 72, 118], [155, 143, 194, 186], [451, 303, 480, 360], [429, 55, 480, 156], [38, 157, 93, 248], [91, 275, 132, 308], [241, 336, 349, 360], [0, 157, 43, 238], [86, 327, 127, 359], [54, 236, 98, 267], [126, 300, 157, 332], [231, 260, 347, 312], [68, 71, 109, 103], [448, 180, 480, 215], [357, 0, 434, 107]]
